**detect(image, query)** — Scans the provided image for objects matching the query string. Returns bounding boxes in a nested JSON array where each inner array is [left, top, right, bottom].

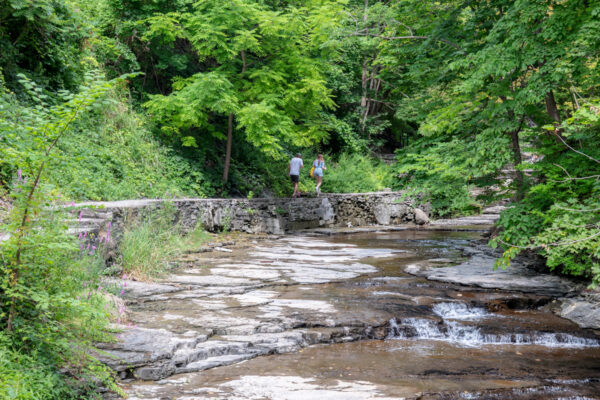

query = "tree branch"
[[552, 130, 600, 164], [349, 32, 461, 50]]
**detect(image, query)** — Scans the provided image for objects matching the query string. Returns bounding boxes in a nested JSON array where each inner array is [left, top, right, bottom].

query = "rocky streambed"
[[100, 229, 600, 400]]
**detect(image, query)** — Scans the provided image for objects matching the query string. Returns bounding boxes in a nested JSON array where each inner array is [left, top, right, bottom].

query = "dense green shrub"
[[392, 135, 510, 217], [491, 103, 600, 286], [0, 74, 119, 399], [320, 153, 393, 194]]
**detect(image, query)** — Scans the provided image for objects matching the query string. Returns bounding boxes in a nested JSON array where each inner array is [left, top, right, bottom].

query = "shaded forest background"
[[1, 0, 600, 289], [0, 0, 599, 397]]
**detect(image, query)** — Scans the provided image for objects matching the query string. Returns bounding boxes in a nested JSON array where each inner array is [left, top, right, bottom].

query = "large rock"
[[405, 249, 581, 297], [414, 208, 429, 225], [558, 292, 600, 330]]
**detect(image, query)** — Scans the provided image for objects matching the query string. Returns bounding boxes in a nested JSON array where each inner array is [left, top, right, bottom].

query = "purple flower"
[[17, 169, 22, 181], [99, 236, 105, 243], [78, 232, 83, 240], [117, 317, 121, 324], [150, 183, 153, 188], [78, 211, 83, 221], [120, 289, 125, 295], [71, 201, 75, 207], [83, 231, 87, 239]]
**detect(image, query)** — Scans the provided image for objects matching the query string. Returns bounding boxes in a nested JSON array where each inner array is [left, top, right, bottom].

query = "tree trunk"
[[545, 90, 567, 144], [509, 126, 525, 201], [222, 112, 233, 183], [360, 0, 369, 132], [545, 90, 561, 123], [221, 52, 247, 183]]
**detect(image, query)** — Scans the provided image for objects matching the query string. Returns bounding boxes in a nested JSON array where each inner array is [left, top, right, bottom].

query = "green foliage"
[[0, 335, 88, 400], [392, 133, 511, 217], [119, 203, 210, 280], [310, 153, 393, 194], [143, 0, 336, 179], [0, 74, 119, 398], [0, 0, 87, 91], [491, 102, 600, 286]]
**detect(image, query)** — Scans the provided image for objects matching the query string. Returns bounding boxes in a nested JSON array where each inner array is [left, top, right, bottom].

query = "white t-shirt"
[[289, 157, 303, 175]]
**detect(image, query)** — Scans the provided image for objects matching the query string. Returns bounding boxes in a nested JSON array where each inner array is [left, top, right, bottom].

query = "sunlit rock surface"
[[100, 230, 600, 400]]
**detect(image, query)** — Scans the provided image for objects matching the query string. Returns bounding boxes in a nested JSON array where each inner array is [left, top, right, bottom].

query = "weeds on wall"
[[118, 203, 210, 280]]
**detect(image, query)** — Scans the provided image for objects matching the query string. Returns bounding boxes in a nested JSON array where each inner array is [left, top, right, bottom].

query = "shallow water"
[[119, 230, 600, 400]]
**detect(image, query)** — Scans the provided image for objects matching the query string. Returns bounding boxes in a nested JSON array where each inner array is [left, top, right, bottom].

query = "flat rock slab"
[[559, 292, 600, 330], [104, 279, 181, 298], [405, 254, 581, 297]]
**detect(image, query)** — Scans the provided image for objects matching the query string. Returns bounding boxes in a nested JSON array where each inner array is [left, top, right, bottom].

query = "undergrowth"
[[119, 203, 210, 280], [297, 153, 393, 195]]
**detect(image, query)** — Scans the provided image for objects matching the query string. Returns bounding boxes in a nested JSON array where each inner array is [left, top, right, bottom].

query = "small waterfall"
[[432, 302, 490, 320], [388, 302, 600, 348]]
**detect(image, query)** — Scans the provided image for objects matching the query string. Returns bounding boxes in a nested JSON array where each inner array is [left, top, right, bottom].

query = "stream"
[[106, 230, 600, 400]]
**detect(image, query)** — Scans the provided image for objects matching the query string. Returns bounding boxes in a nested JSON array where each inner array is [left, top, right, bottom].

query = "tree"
[[144, 0, 336, 183]]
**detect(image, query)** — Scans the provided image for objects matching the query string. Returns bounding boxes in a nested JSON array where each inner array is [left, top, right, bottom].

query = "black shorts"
[[290, 174, 299, 183]]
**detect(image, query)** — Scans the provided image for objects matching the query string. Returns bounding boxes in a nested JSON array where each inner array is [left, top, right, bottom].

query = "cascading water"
[[431, 302, 491, 320], [388, 302, 600, 348]]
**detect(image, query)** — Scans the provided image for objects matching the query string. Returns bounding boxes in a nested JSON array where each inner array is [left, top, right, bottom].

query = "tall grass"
[[119, 205, 210, 280]]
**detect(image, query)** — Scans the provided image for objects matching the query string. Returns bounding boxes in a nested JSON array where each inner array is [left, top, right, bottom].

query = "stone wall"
[[76, 191, 426, 234], [72, 192, 428, 256]]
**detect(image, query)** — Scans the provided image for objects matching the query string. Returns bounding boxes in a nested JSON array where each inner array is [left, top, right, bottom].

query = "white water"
[[390, 317, 600, 348], [431, 302, 491, 320], [388, 302, 600, 349]]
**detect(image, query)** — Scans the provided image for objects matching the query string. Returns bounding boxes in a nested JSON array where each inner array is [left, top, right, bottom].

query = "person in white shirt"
[[288, 153, 304, 198]]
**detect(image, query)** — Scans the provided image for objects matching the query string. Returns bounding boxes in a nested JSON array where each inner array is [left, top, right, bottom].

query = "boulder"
[[414, 208, 429, 225], [559, 295, 600, 330]]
